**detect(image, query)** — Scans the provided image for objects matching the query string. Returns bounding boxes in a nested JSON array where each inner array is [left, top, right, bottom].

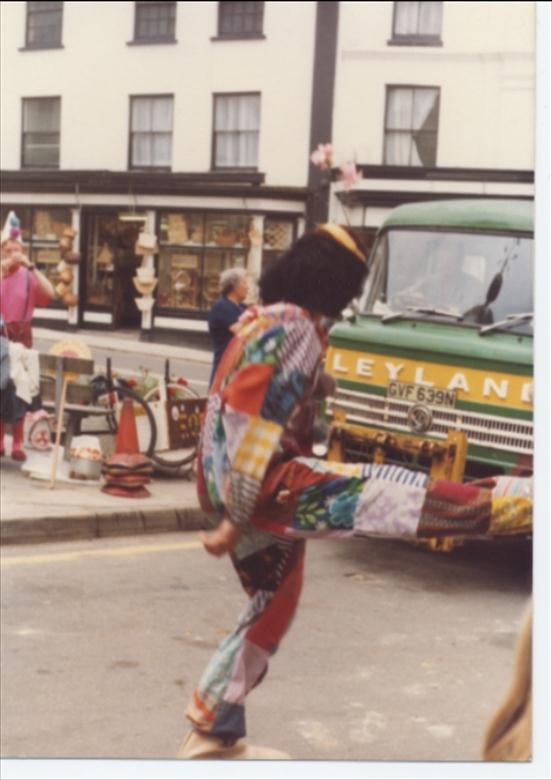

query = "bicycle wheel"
[[103, 385, 157, 457], [147, 383, 203, 473]]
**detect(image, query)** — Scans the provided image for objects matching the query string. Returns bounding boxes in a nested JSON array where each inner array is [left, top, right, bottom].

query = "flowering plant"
[[310, 143, 361, 191], [309, 143, 335, 170]]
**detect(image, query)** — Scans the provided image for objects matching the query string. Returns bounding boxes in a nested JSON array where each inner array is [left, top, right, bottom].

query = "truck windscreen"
[[360, 229, 534, 333]]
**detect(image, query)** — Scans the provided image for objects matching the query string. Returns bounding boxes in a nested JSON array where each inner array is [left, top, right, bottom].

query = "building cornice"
[[337, 189, 534, 209], [0, 170, 310, 202], [332, 164, 534, 184]]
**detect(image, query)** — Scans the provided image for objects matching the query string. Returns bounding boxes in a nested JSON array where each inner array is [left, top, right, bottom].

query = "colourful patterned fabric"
[[189, 303, 534, 743], [417, 479, 492, 538], [490, 496, 532, 535], [187, 532, 305, 741], [196, 303, 325, 528]]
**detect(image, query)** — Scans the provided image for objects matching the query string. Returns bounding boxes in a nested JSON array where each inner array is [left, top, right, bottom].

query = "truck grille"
[[327, 387, 533, 455]]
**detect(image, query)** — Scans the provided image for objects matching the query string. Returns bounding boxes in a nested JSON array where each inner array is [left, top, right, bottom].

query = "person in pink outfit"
[[0, 212, 54, 460]]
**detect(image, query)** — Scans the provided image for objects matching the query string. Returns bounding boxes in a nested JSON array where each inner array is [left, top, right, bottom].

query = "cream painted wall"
[[0, 1, 316, 185], [333, 1, 536, 170]]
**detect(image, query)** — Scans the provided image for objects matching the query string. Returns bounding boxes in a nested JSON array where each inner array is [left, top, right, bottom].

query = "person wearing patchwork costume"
[[178, 224, 533, 760]]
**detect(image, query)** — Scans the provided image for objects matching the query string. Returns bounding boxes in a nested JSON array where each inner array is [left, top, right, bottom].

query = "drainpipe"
[[306, 1, 339, 230]]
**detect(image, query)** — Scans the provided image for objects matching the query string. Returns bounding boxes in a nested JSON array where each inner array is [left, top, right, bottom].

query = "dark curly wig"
[[259, 226, 368, 317]]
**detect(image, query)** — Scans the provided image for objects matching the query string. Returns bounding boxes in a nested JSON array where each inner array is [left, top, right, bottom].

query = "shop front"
[[0, 172, 308, 340], [82, 210, 143, 329]]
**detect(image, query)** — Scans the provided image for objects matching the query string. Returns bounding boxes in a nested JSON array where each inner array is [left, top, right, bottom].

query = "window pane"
[[136, 1, 175, 39], [151, 133, 172, 166], [214, 95, 259, 167], [23, 98, 60, 132], [215, 94, 259, 132], [132, 133, 152, 166], [131, 98, 152, 131], [384, 86, 438, 166], [32, 208, 71, 239], [412, 88, 438, 130], [215, 96, 232, 131], [28, 2, 62, 11], [215, 132, 237, 166], [412, 131, 437, 166], [384, 131, 411, 165], [238, 94, 260, 130], [157, 249, 201, 309], [394, 1, 419, 35], [418, 2, 442, 35], [238, 131, 258, 167], [27, 5, 62, 45], [220, 1, 264, 35], [130, 97, 173, 167], [386, 88, 413, 129], [394, 1, 442, 37], [23, 134, 60, 167], [151, 97, 173, 131]]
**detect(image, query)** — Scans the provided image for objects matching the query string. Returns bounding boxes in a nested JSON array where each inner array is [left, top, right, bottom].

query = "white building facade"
[[0, 1, 535, 339], [328, 1, 535, 248]]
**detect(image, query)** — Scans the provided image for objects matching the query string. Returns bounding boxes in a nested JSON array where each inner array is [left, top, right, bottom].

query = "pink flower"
[[339, 161, 361, 189], [310, 143, 334, 170]]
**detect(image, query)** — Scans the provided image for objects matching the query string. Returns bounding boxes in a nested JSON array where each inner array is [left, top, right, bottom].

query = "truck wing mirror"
[[486, 273, 503, 305]]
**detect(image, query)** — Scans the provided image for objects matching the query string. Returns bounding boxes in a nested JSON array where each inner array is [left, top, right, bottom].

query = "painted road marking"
[[0, 540, 203, 568]]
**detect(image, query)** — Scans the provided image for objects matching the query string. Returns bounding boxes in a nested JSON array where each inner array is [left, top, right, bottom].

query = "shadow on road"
[[334, 536, 532, 596]]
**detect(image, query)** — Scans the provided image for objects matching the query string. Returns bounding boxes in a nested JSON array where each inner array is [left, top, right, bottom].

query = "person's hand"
[[14, 252, 31, 268], [5, 250, 30, 269], [1, 256, 20, 277], [199, 517, 241, 557]]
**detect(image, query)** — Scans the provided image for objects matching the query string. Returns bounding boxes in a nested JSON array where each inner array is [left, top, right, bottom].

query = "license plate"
[[387, 381, 457, 408]]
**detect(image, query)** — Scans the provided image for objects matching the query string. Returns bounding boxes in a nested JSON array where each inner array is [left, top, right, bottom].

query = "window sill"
[[129, 166, 172, 172], [210, 34, 266, 42], [387, 37, 443, 47], [127, 39, 178, 46], [18, 44, 64, 52], [211, 167, 259, 173], [21, 165, 60, 170]]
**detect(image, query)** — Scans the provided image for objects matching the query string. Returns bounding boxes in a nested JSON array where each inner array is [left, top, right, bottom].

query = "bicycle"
[[140, 359, 204, 478], [89, 359, 158, 458]]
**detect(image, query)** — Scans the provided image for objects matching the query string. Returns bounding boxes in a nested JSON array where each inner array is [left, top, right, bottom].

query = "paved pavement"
[[1, 328, 212, 546], [33, 326, 212, 366], [0, 452, 210, 546]]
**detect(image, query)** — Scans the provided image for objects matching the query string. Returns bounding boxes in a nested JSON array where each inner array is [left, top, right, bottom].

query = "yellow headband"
[[316, 223, 367, 264]]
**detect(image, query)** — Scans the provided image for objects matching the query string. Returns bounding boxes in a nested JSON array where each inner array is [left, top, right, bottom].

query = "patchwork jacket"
[[196, 303, 327, 527]]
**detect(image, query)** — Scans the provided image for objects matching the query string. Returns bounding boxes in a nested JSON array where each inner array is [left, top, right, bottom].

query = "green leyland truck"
[[325, 200, 533, 547]]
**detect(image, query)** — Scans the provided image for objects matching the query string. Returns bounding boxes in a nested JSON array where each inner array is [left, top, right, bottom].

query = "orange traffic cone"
[[115, 398, 140, 455], [101, 398, 152, 498]]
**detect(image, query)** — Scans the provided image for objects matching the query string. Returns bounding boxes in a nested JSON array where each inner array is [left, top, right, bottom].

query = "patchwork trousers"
[[186, 458, 532, 741]]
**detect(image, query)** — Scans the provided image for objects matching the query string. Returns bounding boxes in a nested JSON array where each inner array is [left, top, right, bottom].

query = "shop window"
[[0, 205, 71, 300], [390, 2, 443, 45], [218, 2, 264, 38], [213, 93, 260, 169], [383, 86, 439, 166], [261, 219, 294, 273], [129, 95, 173, 169], [133, 1, 176, 42], [84, 214, 141, 317], [158, 212, 252, 311], [25, 1, 63, 48], [21, 97, 61, 168]]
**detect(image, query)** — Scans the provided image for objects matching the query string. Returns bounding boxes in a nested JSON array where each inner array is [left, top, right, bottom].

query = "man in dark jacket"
[[207, 267, 248, 385]]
